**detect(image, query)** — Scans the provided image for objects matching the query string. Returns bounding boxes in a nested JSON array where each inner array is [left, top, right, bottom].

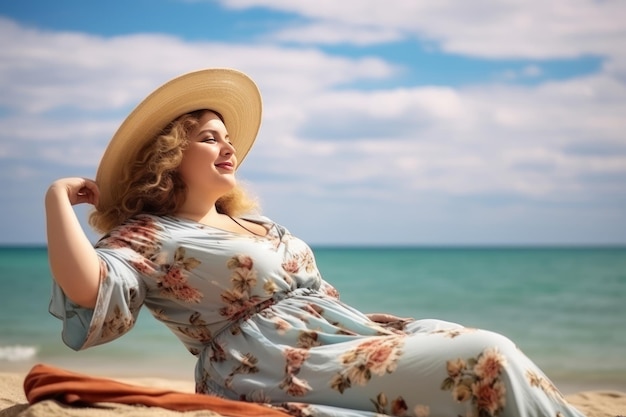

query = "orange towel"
[[23, 363, 291, 417]]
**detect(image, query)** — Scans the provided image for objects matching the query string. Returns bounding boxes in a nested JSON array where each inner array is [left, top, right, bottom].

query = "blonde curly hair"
[[89, 109, 258, 234]]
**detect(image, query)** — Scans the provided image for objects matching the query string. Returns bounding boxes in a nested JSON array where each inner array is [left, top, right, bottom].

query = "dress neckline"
[[165, 214, 275, 239]]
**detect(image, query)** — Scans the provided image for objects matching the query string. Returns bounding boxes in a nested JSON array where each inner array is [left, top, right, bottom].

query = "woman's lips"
[[215, 162, 234, 170]]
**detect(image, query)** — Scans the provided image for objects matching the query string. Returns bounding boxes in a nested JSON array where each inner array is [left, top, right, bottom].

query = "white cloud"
[[219, 0, 626, 61], [0, 7, 624, 244], [252, 68, 626, 196], [262, 21, 403, 46], [0, 17, 396, 168], [2, 15, 624, 197]]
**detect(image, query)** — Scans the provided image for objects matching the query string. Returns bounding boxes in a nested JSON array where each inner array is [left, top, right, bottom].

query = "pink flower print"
[[333, 337, 404, 392], [227, 254, 254, 270], [238, 255, 254, 269], [170, 285, 202, 303], [441, 346, 508, 414], [154, 247, 203, 303], [365, 339, 402, 376], [320, 281, 340, 299], [474, 347, 507, 383], [131, 258, 156, 276], [284, 347, 309, 374], [472, 378, 506, 416], [282, 258, 300, 274], [274, 318, 291, 334], [160, 267, 187, 288]]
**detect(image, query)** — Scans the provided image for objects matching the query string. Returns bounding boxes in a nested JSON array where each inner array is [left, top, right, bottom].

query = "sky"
[[0, 0, 625, 246]]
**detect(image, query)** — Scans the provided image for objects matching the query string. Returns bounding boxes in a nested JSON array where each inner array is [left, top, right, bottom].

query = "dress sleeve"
[[49, 247, 147, 351], [47, 214, 172, 351]]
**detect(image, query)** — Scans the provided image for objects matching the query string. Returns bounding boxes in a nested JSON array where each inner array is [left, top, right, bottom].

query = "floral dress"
[[50, 214, 587, 417]]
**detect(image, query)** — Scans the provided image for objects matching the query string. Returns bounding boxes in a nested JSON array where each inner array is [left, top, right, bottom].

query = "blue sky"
[[1, 0, 625, 246]]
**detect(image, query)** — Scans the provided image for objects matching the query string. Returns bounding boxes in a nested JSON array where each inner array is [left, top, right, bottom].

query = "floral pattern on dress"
[[98, 215, 162, 260], [225, 352, 260, 389], [52, 214, 589, 417], [441, 347, 507, 417], [177, 311, 212, 344], [320, 280, 340, 299], [219, 254, 264, 320], [277, 402, 315, 417], [431, 327, 477, 339], [99, 304, 135, 338], [526, 370, 567, 403], [98, 215, 204, 304], [157, 247, 203, 303], [282, 248, 317, 274], [280, 347, 313, 396], [330, 336, 405, 394], [370, 392, 409, 416]]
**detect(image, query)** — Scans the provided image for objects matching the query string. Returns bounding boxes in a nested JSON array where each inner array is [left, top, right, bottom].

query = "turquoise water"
[[1, 245, 625, 390]]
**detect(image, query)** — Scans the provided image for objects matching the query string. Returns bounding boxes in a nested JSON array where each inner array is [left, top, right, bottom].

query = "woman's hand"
[[47, 177, 99, 206], [367, 313, 413, 324], [367, 313, 414, 331]]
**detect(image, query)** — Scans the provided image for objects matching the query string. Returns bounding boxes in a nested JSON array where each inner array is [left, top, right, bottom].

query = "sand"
[[1, 370, 624, 417]]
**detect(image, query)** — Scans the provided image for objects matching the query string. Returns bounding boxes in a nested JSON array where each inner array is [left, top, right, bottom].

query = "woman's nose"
[[222, 142, 236, 155]]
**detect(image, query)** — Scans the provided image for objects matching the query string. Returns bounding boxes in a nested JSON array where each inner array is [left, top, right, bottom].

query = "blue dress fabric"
[[50, 214, 587, 417]]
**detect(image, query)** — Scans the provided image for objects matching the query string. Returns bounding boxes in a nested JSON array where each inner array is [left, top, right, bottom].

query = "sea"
[[1, 245, 625, 393]]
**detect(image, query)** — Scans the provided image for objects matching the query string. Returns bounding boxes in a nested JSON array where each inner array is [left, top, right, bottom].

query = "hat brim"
[[95, 68, 262, 212]]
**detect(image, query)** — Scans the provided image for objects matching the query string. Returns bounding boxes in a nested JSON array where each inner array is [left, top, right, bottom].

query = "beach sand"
[[1, 369, 624, 417]]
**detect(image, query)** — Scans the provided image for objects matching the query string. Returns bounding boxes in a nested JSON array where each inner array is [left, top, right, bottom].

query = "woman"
[[45, 68, 586, 417]]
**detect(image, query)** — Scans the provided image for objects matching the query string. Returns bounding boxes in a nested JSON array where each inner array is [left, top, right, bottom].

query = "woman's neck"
[[174, 205, 220, 224]]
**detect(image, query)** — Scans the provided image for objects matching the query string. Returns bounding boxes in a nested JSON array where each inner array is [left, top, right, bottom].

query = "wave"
[[0, 345, 38, 362]]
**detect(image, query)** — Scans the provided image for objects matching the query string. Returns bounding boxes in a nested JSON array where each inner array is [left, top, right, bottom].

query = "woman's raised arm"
[[45, 178, 102, 309]]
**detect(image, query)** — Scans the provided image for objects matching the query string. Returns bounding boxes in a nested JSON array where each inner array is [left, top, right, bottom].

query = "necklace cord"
[[228, 215, 265, 237]]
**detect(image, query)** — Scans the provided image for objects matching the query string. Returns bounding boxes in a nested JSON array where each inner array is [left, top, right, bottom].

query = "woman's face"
[[177, 111, 237, 200]]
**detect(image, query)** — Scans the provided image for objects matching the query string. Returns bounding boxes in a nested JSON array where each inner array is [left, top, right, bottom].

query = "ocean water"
[[1, 245, 625, 392]]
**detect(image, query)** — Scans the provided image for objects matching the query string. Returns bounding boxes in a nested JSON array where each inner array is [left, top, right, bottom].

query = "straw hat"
[[95, 68, 262, 212]]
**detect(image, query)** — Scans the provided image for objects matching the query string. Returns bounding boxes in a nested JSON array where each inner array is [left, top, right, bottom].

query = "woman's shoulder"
[[96, 214, 174, 248]]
